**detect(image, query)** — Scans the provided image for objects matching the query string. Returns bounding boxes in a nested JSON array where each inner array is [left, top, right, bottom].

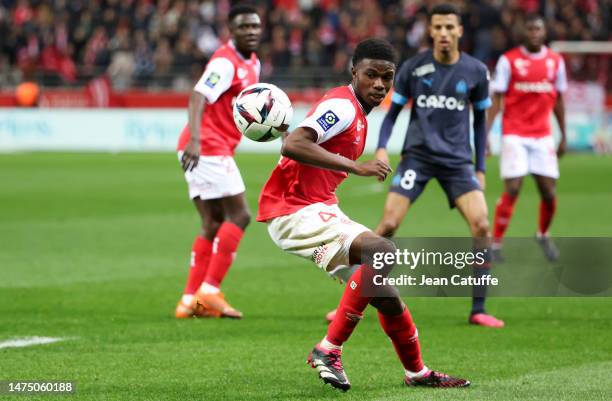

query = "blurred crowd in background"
[[0, 0, 610, 90]]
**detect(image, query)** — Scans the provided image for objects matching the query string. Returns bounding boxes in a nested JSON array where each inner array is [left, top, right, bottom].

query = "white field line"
[[0, 336, 69, 349]]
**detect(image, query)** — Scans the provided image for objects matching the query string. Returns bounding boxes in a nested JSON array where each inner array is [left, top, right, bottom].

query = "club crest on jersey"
[[205, 72, 221, 88], [514, 58, 530, 76], [413, 63, 435, 77], [237, 67, 247, 79], [316, 110, 339, 132], [455, 80, 468, 94]]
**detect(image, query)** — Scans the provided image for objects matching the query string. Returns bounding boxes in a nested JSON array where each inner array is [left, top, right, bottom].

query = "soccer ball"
[[233, 83, 293, 142]]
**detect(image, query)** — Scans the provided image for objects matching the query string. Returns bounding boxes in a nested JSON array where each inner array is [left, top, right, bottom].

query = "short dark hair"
[[525, 14, 544, 24], [352, 38, 397, 67], [228, 3, 258, 23], [430, 3, 461, 23]]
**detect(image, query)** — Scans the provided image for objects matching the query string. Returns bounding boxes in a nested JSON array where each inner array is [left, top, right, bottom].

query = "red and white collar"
[[520, 45, 548, 60], [228, 40, 254, 62], [348, 84, 367, 114]]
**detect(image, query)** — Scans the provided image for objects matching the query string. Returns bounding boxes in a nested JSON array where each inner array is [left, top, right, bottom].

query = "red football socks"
[[203, 222, 244, 288], [538, 197, 557, 235], [326, 266, 371, 346], [378, 307, 424, 373], [493, 192, 518, 243], [183, 236, 213, 295]]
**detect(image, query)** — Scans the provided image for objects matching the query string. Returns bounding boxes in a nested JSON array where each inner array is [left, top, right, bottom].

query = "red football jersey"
[[177, 41, 260, 156], [491, 46, 567, 138], [257, 85, 368, 222]]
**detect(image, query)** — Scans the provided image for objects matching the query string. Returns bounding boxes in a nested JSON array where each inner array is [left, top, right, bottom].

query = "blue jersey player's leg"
[[453, 188, 504, 328]]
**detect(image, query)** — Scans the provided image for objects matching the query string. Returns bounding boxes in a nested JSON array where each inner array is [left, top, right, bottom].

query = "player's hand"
[[375, 148, 390, 166], [476, 171, 486, 190], [181, 139, 201, 172], [557, 137, 567, 159], [353, 159, 393, 182]]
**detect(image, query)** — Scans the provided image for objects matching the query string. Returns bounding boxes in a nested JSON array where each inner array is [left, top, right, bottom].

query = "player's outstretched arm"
[[282, 127, 392, 181], [376, 102, 404, 165], [553, 94, 567, 158], [181, 91, 207, 171]]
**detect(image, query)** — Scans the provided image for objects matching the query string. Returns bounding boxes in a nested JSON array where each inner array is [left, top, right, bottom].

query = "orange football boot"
[[196, 291, 243, 319], [175, 297, 221, 319]]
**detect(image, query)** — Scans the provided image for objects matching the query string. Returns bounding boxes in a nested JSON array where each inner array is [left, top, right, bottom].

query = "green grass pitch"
[[1, 152, 611, 400]]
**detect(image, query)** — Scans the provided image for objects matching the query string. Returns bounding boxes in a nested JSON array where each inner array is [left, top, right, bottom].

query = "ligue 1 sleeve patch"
[[316, 110, 340, 132], [205, 72, 221, 88]]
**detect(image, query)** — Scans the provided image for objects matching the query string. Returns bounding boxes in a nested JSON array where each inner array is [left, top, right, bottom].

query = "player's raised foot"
[[536, 234, 560, 262], [307, 345, 351, 391], [196, 291, 243, 319], [469, 313, 505, 328], [405, 370, 470, 388], [325, 309, 337, 323]]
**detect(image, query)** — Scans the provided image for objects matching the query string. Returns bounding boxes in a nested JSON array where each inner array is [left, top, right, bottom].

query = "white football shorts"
[[500, 134, 559, 179], [267, 203, 369, 282], [177, 152, 246, 200]]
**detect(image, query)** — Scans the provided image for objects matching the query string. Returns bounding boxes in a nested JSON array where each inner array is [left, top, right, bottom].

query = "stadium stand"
[[0, 0, 609, 92]]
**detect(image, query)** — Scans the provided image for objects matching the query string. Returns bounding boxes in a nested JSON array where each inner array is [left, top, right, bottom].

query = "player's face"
[[352, 59, 396, 108], [230, 13, 262, 53], [525, 19, 546, 51], [430, 14, 463, 54]]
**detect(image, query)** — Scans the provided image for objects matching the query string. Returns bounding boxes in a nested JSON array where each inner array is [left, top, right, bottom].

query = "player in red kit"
[[258, 39, 469, 391], [487, 15, 567, 261], [174, 4, 261, 319]]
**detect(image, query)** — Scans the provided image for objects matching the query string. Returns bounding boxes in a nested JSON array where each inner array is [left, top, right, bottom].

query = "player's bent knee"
[[506, 186, 521, 198], [228, 210, 251, 229], [372, 237, 396, 259], [201, 220, 222, 238], [541, 189, 556, 201], [378, 219, 400, 238], [472, 217, 490, 238], [363, 236, 397, 275]]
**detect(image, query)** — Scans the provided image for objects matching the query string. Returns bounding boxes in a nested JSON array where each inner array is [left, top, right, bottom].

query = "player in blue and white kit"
[[375, 4, 503, 328]]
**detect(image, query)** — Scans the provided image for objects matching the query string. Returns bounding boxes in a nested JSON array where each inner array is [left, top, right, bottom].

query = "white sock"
[[200, 282, 220, 294], [181, 294, 194, 306], [319, 337, 342, 351], [405, 366, 430, 379]]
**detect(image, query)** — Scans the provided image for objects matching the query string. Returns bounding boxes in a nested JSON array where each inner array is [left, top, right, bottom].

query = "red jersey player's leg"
[[310, 231, 470, 390], [325, 192, 413, 323], [175, 198, 223, 319], [175, 155, 249, 319], [491, 177, 523, 261], [196, 192, 250, 319], [533, 174, 560, 261]]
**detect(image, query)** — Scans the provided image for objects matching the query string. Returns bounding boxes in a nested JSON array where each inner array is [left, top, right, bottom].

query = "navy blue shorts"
[[389, 156, 481, 208]]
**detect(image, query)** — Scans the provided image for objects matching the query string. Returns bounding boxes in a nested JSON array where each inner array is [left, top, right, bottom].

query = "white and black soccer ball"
[[233, 83, 293, 142]]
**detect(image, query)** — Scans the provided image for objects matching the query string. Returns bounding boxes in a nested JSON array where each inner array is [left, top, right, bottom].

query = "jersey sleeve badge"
[[316, 110, 340, 132], [205, 72, 221, 88]]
